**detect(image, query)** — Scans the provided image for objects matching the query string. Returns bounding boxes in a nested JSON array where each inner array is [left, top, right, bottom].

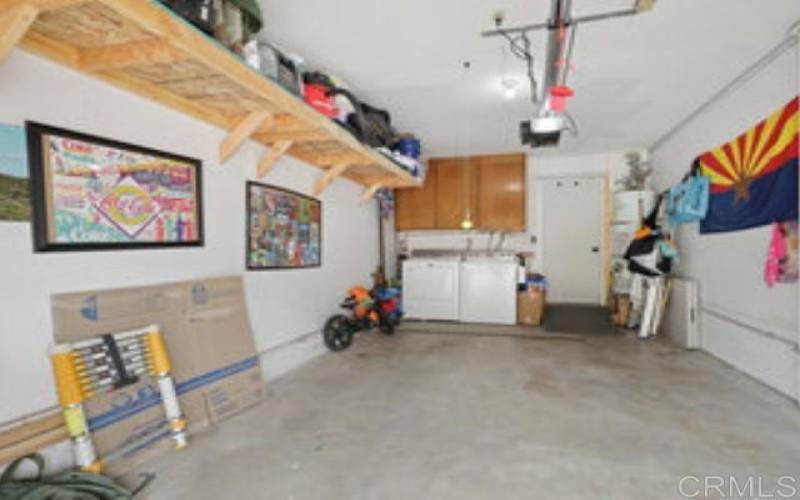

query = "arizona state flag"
[[696, 97, 799, 234]]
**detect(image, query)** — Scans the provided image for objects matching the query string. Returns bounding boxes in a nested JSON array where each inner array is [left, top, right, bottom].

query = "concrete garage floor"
[[145, 328, 800, 500]]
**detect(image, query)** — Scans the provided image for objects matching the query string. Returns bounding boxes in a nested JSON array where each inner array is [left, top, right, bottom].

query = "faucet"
[[495, 232, 507, 254]]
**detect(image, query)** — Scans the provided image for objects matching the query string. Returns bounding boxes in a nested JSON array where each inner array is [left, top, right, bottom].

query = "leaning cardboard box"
[[51, 276, 264, 473]]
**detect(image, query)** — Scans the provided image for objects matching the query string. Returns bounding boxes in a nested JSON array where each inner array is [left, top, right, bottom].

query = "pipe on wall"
[[651, 19, 800, 151]]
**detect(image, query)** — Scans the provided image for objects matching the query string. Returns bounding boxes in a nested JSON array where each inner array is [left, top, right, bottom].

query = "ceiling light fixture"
[[501, 78, 520, 99]]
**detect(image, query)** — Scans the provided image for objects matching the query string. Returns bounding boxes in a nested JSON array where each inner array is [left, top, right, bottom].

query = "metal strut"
[[483, 0, 652, 113], [480, 0, 651, 38]]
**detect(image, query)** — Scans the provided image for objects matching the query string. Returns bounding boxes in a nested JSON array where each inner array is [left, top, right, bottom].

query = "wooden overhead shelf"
[[1, 0, 422, 197]]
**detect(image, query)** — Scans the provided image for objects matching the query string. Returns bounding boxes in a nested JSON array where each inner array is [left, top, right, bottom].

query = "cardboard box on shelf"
[[517, 289, 545, 326], [50, 276, 264, 473]]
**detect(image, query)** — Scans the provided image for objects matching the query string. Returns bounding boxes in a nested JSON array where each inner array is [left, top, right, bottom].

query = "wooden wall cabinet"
[[434, 157, 480, 230], [395, 165, 437, 230], [476, 153, 526, 232], [395, 153, 526, 232]]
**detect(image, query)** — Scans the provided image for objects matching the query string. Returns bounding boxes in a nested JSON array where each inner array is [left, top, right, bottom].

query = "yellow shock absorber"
[[142, 328, 188, 449], [62, 405, 89, 437], [51, 352, 85, 408], [82, 461, 105, 474], [144, 330, 171, 376], [51, 348, 102, 472]]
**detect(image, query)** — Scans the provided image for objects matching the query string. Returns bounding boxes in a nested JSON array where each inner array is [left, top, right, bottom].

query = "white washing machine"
[[458, 258, 518, 325], [402, 257, 461, 321]]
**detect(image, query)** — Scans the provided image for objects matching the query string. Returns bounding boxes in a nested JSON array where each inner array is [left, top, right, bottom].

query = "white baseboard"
[[258, 331, 327, 382], [702, 312, 798, 401]]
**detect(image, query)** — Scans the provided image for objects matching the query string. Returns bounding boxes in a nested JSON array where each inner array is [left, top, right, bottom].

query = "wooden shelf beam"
[[19, 29, 80, 67], [6, 0, 87, 11], [93, 0, 316, 126], [256, 140, 293, 178], [0, 4, 39, 65], [3, 0, 422, 197], [80, 39, 187, 72], [360, 175, 405, 203], [306, 151, 371, 168], [97, 69, 239, 130], [313, 162, 352, 197], [220, 110, 273, 163], [360, 182, 386, 203], [20, 33, 235, 130], [256, 129, 329, 144]]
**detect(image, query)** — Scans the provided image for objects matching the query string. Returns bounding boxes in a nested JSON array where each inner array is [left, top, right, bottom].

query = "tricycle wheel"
[[323, 314, 353, 351]]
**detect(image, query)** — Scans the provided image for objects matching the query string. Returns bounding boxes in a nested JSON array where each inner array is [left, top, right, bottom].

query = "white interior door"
[[540, 176, 605, 304]]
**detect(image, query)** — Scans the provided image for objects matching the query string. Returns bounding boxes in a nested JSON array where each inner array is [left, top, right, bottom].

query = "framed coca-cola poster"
[[26, 122, 203, 252]]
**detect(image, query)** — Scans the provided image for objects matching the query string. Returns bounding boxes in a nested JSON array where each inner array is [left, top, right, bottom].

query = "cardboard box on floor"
[[517, 289, 545, 326], [51, 276, 264, 473], [611, 294, 631, 327]]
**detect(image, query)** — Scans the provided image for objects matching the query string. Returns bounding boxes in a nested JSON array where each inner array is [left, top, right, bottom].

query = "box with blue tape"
[[51, 276, 264, 473]]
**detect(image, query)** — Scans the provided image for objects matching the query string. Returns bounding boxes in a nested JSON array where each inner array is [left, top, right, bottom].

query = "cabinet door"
[[434, 157, 479, 229], [395, 164, 437, 230], [477, 153, 526, 231]]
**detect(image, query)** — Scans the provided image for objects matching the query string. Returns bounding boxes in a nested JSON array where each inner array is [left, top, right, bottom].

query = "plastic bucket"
[[394, 138, 421, 159]]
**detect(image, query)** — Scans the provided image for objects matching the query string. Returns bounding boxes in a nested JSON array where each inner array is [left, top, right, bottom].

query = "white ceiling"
[[260, 0, 800, 157]]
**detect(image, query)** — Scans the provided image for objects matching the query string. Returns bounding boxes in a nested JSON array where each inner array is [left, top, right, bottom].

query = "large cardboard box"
[[51, 276, 264, 472], [517, 289, 545, 326]]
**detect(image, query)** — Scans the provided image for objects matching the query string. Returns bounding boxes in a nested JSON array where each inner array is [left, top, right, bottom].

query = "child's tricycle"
[[322, 286, 402, 351]]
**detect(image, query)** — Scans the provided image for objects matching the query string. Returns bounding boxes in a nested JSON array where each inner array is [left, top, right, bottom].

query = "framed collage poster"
[[27, 122, 203, 251], [247, 181, 321, 270]]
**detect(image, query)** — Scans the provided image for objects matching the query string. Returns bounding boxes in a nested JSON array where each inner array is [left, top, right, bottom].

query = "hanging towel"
[[666, 171, 710, 225], [765, 223, 787, 287]]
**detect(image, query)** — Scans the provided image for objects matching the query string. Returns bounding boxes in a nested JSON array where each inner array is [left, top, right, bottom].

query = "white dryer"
[[459, 258, 518, 325]]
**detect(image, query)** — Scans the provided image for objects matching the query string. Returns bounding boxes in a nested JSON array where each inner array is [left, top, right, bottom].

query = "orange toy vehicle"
[[322, 285, 402, 351]]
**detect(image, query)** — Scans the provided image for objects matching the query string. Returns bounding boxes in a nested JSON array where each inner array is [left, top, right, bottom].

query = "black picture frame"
[[246, 181, 322, 271], [26, 122, 204, 252]]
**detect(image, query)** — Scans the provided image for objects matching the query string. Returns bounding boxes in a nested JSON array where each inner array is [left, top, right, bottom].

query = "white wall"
[[650, 46, 799, 400], [0, 51, 379, 425], [532, 151, 632, 183]]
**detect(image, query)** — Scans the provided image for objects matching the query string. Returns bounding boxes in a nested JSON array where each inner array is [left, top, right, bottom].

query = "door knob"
[[591, 246, 600, 253]]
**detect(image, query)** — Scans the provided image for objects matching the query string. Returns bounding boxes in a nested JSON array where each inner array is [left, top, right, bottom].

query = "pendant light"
[[460, 61, 474, 231]]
